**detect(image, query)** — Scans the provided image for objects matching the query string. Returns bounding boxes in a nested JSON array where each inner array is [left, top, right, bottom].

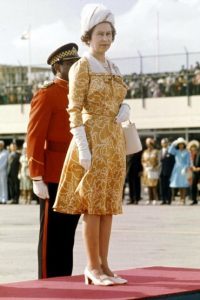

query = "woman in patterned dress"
[[53, 4, 130, 285], [141, 137, 159, 204], [19, 142, 32, 204]]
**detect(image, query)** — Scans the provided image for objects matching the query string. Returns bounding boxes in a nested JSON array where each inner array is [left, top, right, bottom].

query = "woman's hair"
[[146, 137, 155, 147], [81, 21, 116, 45]]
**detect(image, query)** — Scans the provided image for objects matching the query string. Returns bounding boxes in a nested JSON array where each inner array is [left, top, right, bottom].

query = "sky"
[[0, 0, 200, 73]]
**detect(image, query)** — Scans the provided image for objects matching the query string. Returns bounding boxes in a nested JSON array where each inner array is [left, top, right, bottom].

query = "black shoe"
[[9, 200, 18, 204], [161, 201, 167, 205], [126, 201, 134, 205], [190, 201, 198, 205]]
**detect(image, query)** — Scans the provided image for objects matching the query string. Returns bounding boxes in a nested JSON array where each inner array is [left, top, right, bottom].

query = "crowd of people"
[[29, 61, 200, 101], [124, 137, 200, 206], [0, 140, 34, 204], [124, 62, 200, 99], [1, 136, 200, 206], [2, 55, 200, 105]]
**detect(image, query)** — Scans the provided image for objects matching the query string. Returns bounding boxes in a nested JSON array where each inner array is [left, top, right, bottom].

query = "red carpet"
[[1, 266, 200, 299]]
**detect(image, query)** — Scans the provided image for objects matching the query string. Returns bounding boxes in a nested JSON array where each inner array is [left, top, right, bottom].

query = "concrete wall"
[[125, 96, 200, 130], [0, 95, 199, 135], [0, 104, 30, 135]]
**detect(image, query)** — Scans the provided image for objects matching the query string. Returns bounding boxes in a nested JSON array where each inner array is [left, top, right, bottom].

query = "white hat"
[[175, 137, 187, 146], [187, 139, 199, 150], [81, 3, 115, 36]]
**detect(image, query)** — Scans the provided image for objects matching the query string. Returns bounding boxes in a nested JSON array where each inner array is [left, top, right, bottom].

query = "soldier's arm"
[[27, 88, 53, 179]]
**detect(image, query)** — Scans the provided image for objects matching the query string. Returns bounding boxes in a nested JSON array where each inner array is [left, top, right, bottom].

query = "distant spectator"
[[7, 142, 21, 204], [19, 142, 33, 204], [187, 140, 200, 205], [142, 138, 159, 205], [194, 61, 200, 72], [159, 138, 175, 205], [0, 141, 9, 204], [168, 137, 191, 205]]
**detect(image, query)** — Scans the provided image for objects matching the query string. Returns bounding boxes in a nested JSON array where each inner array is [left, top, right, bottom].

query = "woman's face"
[[190, 146, 197, 154], [89, 22, 113, 55], [178, 143, 185, 150], [146, 138, 154, 149]]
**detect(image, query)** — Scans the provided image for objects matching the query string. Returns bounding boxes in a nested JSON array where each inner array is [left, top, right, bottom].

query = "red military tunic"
[[27, 77, 72, 183]]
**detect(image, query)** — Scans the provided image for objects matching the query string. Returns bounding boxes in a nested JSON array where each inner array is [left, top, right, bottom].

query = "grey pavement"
[[0, 200, 200, 284]]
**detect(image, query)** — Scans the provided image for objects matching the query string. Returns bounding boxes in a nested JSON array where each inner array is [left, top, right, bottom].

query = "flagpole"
[[156, 11, 160, 73], [21, 25, 32, 84], [27, 25, 32, 85]]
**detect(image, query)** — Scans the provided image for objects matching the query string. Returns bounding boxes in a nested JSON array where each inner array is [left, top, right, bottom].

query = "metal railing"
[[0, 51, 200, 105], [112, 50, 200, 106]]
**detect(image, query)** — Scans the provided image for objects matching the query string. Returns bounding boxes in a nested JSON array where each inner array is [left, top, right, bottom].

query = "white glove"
[[172, 140, 178, 146], [71, 126, 91, 171], [33, 180, 49, 199], [115, 103, 130, 123]]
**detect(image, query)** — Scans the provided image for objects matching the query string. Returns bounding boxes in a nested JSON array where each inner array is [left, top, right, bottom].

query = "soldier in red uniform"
[[27, 43, 80, 279]]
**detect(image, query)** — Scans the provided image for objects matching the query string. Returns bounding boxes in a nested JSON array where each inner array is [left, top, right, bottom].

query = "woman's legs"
[[148, 187, 154, 202], [82, 214, 102, 274], [179, 188, 186, 204], [152, 186, 158, 201], [99, 215, 113, 276], [82, 213, 126, 285], [82, 214, 113, 275]]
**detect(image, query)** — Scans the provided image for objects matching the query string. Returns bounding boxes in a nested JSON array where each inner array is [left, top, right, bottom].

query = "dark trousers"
[[8, 175, 20, 203], [38, 182, 80, 278], [160, 175, 171, 204], [191, 174, 199, 203], [128, 173, 141, 203]]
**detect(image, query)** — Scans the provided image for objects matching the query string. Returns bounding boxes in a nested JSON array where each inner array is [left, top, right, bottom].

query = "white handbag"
[[122, 121, 142, 155]]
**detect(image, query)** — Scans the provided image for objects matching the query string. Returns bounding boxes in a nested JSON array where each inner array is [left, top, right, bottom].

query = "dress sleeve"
[[67, 59, 90, 128], [168, 143, 177, 156], [186, 150, 191, 168]]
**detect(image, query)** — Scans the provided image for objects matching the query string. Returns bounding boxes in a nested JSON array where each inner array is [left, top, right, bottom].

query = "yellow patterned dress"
[[53, 53, 128, 215]]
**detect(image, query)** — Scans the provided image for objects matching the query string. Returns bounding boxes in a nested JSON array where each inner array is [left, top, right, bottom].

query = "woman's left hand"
[[115, 103, 130, 123]]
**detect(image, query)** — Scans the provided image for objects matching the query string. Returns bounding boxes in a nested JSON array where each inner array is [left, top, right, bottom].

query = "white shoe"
[[145, 200, 150, 205], [109, 274, 127, 285], [84, 267, 114, 286]]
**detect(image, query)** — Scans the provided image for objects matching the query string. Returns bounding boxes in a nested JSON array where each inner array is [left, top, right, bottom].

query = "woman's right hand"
[[71, 125, 91, 171], [79, 148, 91, 171]]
